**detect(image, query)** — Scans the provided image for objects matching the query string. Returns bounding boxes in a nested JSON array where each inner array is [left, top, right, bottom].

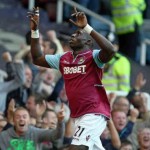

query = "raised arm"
[[69, 7, 116, 63], [28, 7, 49, 68]]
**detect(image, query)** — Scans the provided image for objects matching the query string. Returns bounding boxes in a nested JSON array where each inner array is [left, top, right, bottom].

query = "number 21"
[[74, 126, 85, 137]]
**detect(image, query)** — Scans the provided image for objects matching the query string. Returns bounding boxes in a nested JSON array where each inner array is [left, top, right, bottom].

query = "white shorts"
[[71, 114, 107, 150]]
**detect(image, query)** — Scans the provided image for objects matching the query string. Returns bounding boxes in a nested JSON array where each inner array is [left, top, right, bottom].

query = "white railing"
[[140, 38, 150, 66], [28, 0, 35, 10], [56, 0, 115, 33]]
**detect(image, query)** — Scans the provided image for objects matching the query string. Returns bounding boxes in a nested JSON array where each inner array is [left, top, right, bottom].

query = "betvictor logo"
[[64, 65, 86, 74]]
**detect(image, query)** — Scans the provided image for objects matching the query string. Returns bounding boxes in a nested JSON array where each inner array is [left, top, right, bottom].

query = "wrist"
[[83, 24, 93, 34], [31, 30, 39, 38]]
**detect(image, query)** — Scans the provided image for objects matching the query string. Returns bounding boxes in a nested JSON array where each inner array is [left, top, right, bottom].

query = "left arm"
[[36, 103, 65, 142], [90, 30, 116, 63], [69, 7, 116, 63]]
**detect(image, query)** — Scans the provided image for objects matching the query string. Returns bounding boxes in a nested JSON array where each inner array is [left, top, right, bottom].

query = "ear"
[[85, 39, 93, 47]]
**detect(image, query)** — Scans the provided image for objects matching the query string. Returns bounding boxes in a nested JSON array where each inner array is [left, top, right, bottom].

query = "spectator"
[[110, 0, 146, 60], [102, 52, 131, 92], [0, 52, 25, 112], [112, 109, 138, 140], [137, 127, 150, 150], [112, 96, 130, 115], [120, 139, 133, 150], [0, 106, 65, 149], [101, 119, 121, 150]]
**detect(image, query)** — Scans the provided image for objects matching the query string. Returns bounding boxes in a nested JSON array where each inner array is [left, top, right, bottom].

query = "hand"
[[69, 7, 88, 28], [57, 103, 65, 123], [134, 72, 146, 90], [7, 99, 16, 124], [27, 7, 39, 30], [130, 108, 139, 118], [2, 52, 12, 62], [36, 100, 47, 118]]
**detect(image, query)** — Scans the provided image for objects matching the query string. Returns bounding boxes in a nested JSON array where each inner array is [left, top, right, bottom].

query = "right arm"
[[31, 38, 49, 67], [28, 7, 50, 68]]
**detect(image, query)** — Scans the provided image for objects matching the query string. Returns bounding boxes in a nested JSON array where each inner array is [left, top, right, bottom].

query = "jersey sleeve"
[[45, 54, 63, 70], [92, 49, 105, 68]]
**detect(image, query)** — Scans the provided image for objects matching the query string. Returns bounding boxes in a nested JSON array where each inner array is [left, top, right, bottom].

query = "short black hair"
[[25, 31, 31, 45]]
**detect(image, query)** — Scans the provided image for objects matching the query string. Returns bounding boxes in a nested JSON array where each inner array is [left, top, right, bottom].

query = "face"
[[24, 66, 32, 88], [13, 109, 30, 135], [43, 111, 58, 129], [132, 92, 148, 113], [138, 128, 150, 149], [120, 145, 133, 150], [112, 111, 127, 131], [42, 69, 55, 85], [69, 30, 87, 50], [113, 97, 130, 114], [43, 41, 55, 55]]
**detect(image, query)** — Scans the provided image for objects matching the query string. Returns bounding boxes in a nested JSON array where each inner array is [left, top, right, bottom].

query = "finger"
[[26, 14, 33, 18], [74, 7, 78, 13], [69, 19, 77, 26], [43, 100, 47, 108], [71, 13, 77, 17], [79, 12, 85, 17], [27, 11, 34, 15], [31, 18, 38, 26], [33, 7, 39, 11]]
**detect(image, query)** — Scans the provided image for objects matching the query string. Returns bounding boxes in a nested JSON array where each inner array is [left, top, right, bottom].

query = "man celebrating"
[[29, 7, 116, 150], [0, 106, 65, 149]]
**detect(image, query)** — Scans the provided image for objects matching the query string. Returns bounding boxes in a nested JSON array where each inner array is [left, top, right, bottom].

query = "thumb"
[[61, 103, 64, 110]]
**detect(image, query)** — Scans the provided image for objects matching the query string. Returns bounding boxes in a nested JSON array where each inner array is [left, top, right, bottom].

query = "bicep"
[[33, 56, 50, 68]]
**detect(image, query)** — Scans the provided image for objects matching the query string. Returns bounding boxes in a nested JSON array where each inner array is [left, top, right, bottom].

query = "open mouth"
[[19, 123, 25, 127], [143, 137, 150, 142]]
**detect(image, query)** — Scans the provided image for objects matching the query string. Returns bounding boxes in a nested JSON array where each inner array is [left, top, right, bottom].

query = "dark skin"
[[28, 7, 116, 67], [28, 7, 116, 150]]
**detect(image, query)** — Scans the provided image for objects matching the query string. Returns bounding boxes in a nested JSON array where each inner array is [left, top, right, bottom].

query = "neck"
[[16, 130, 25, 136]]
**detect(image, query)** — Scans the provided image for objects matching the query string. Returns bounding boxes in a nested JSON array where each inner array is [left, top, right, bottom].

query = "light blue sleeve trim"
[[45, 54, 63, 70], [92, 49, 105, 68]]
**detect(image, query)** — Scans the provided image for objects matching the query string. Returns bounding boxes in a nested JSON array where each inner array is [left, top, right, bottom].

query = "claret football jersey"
[[45, 49, 110, 118]]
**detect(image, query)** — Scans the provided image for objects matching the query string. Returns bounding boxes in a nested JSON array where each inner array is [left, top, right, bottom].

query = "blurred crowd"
[[0, 0, 150, 150]]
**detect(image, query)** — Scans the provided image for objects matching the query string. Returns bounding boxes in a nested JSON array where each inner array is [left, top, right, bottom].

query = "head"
[[131, 92, 148, 113], [138, 128, 150, 149], [43, 39, 57, 55], [120, 140, 133, 150], [41, 69, 55, 85], [113, 96, 130, 115], [13, 107, 30, 136], [112, 110, 127, 132], [69, 29, 93, 51], [42, 109, 58, 129]]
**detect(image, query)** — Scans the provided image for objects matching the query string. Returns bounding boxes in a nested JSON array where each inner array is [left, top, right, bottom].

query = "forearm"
[[38, 122, 65, 142], [31, 38, 43, 63], [108, 120, 121, 149], [90, 30, 116, 63]]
